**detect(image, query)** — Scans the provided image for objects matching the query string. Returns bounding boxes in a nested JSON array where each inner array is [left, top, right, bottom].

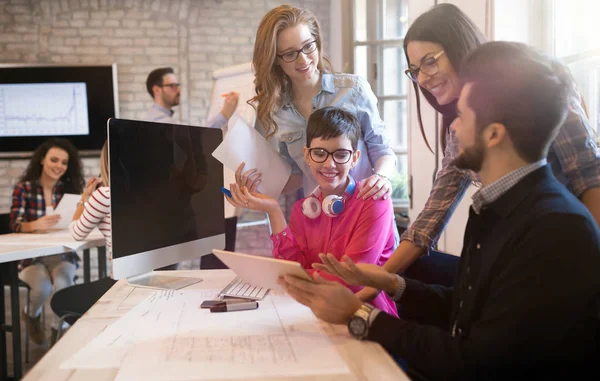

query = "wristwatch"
[[348, 303, 375, 340], [76, 199, 87, 207]]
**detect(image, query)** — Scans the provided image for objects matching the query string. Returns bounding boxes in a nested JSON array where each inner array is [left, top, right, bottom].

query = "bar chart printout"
[[0, 82, 89, 137]]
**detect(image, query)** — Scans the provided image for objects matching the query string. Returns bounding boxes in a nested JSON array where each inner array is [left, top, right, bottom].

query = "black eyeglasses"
[[308, 148, 353, 164], [277, 40, 318, 63], [404, 50, 445, 83], [160, 83, 181, 89]]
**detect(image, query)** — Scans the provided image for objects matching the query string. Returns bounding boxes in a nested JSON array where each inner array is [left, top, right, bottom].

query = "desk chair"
[[50, 277, 116, 340]]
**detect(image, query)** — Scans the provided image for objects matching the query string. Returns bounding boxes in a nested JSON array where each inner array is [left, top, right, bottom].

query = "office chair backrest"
[[0, 213, 10, 235]]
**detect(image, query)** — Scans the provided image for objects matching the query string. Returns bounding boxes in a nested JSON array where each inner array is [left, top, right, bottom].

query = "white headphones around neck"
[[302, 176, 357, 219]]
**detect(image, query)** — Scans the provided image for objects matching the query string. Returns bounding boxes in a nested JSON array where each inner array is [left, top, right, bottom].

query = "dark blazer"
[[369, 166, 600, 381]]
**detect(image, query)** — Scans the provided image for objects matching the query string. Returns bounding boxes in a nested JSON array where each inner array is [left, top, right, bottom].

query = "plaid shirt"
[[10, 180, 79, 268], [10, 180, 64, 232], [403, 92, 600, 250], [472, 160, 547, 214]]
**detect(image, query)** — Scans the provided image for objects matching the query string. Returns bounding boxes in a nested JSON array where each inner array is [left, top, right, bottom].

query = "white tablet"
[[212, 249, 313, 290]]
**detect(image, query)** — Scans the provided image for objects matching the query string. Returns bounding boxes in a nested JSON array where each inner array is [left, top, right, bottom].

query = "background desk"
[[0, 230, 106, 380], [23, 270, 409, 381]]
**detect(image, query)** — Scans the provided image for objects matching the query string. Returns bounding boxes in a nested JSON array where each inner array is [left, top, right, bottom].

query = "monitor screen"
[[108, 118, 225, 279], [0, 64, 117, 155]]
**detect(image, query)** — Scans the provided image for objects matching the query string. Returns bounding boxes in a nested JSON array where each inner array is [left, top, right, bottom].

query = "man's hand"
[[278, 273, 362, 325], [313, 254, 398, 294], [32, 214, 61, 231], [221, 91, 240, 120], [356, 286, 381, 302]]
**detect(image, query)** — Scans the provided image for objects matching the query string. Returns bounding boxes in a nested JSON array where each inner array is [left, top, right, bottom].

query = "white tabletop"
[[0, 229, 105, 264], [23, 270, 410, 381]]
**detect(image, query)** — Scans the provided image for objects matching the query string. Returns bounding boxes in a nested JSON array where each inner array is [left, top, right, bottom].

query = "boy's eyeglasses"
[[404, 50, 445, 83], [308, 148, 353, 164], [277, 40, 318, 63]]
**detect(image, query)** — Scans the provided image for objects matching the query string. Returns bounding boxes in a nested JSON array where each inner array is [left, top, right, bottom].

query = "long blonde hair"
[[100, 141, 109, 186], [249, 5, 333, 138]]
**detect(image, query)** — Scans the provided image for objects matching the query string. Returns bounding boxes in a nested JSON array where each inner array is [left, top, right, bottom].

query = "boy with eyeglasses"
[[225, 107, 398, 317]]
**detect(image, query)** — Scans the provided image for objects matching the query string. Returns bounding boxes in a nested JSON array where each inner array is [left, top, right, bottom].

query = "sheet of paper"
[[51, 193, 80, 229], [0, 229, 104, 250], [212, 119, 291, 199], [206, 62, 256, 219], [62, 289, 350, 380]]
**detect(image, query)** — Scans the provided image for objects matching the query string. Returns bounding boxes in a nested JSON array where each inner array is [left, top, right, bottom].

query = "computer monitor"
[[108, 118, 225, 288]]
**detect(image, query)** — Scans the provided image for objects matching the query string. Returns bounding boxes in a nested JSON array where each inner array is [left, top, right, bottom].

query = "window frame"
[[344, 0, 410, 210]]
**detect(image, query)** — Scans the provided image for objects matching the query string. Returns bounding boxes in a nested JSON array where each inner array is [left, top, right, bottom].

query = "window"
[[350, 0, 410, 207], [552, 0, 600, 136], [494, 0, 600, 139]]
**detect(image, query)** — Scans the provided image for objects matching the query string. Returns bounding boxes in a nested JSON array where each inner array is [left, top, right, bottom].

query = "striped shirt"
[[69, 186, 111, 258], [402, 92, 600, 251]]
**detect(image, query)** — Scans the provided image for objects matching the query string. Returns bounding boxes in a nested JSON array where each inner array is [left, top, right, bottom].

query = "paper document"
[[212, 119, 291, 199], [51, 193, 80, 229], [62, 289, 350, 380]]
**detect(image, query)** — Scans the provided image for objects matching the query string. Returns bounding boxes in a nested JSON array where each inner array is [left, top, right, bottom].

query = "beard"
[[163, 94, 180, 108], [452, 138, 485, 172]]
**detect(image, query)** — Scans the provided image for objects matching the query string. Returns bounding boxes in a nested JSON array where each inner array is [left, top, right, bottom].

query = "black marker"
[[210, 301, 258, 313]]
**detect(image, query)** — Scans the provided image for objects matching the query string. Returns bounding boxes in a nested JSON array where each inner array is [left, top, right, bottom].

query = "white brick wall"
[[0, 0, 331, 213]]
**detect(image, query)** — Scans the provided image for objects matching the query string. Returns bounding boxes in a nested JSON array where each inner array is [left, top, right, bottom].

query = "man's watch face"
[[349, 316, 368, 338]]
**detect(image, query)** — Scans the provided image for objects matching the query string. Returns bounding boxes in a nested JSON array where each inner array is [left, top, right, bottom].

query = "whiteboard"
[[206, 62, 256, 219]]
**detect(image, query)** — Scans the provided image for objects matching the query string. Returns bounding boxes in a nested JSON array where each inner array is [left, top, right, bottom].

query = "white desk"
[[0, 229, 106, 381], [23, 270, 409, 381]]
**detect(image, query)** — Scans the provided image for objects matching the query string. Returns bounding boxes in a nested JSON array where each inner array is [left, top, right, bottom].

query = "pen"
[[210, 301, 258, 313], [220, 186, 232, 198]]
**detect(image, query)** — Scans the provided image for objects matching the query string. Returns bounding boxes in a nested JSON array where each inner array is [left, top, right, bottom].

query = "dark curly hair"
[[20, 138, 85, 193]]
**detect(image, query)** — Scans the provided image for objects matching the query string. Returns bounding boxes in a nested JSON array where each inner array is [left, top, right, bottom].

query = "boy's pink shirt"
[[271, 181, 398, 317]]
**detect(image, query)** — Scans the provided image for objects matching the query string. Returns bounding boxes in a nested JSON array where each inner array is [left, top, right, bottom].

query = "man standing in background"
[[145, 67, 181, 123], [145, 67, 239, 128]]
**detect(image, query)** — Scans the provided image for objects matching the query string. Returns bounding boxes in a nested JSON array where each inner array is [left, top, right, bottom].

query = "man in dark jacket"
[[279, 41, 600, 381]]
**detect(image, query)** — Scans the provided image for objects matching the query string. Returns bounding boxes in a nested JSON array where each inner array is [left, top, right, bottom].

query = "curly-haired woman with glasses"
[[235, 4, 397, 204], [9, 138, 85, 345]]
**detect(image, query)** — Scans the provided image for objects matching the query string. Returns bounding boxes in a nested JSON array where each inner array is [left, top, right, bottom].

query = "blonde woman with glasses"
[[236, 5, 397, 204]]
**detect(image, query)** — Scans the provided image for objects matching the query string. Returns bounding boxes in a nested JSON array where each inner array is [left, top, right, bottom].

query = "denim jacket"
[[256, 73, 395, 195]]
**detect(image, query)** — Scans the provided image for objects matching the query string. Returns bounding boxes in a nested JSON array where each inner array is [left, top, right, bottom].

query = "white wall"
[[329, 0, 344, 72], [494, 0, 550, 51]]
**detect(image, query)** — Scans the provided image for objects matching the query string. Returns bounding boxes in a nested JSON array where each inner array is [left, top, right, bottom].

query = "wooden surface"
[[22, 270, 410, 381]]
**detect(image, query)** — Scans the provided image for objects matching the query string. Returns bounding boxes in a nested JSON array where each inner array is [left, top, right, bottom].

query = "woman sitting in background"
[[9, 138, 84, 345], [70, 141, 111, 267], [47, 141, 116, 344]]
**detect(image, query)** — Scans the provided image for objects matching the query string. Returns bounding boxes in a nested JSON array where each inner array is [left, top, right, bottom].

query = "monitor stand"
[[126, 272, 203, 290]]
